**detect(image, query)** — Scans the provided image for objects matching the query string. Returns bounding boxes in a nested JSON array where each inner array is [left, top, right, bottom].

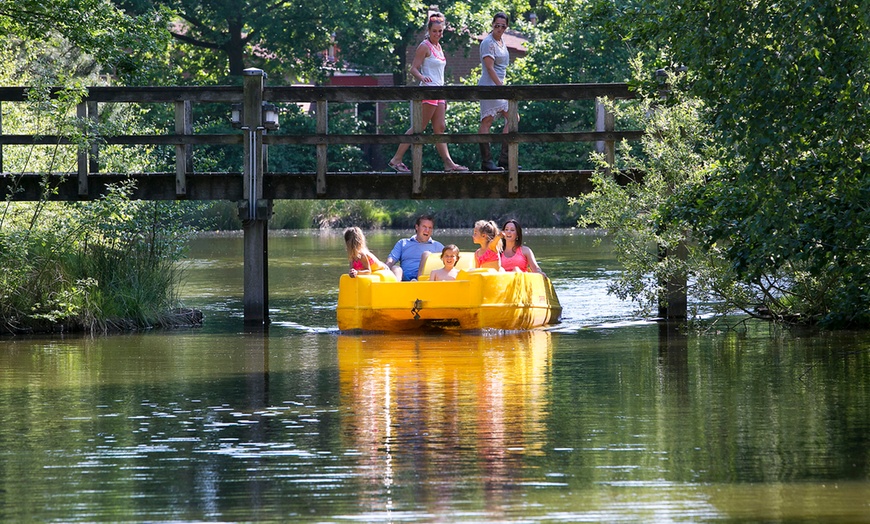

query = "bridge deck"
[[1, 169, 643, 201]]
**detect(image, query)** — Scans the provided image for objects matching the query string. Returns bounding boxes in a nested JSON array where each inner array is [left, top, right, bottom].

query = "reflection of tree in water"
[[337, 331, 552, 514]]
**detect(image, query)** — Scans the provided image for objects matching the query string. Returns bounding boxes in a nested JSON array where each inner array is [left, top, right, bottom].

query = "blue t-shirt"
[[389, 236, 444, 281]]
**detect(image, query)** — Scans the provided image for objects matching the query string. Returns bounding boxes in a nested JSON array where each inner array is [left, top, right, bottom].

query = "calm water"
[[1, 230, 869, 522]]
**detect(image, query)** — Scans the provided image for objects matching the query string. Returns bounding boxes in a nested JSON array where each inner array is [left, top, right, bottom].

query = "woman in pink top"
[[500, 219, 545, 275]]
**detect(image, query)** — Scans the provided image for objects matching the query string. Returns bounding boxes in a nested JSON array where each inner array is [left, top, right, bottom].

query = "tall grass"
[[1, 182, 195, 334]]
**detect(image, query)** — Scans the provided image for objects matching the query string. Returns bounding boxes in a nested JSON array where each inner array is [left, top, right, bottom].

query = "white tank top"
[[419, 39, 446, 87]]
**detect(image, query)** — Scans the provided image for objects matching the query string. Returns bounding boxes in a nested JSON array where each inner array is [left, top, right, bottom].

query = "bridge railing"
[[0, 81, 641, 201]]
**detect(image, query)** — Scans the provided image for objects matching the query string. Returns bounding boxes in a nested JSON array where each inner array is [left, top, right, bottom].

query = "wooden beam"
[[316, 100, 327, 195], [411, 100, 423, 195], [507, 99, 519, 193], [0, 170, 645, 201], [77, 103, 88, 196], [175, 100, 192, 196]]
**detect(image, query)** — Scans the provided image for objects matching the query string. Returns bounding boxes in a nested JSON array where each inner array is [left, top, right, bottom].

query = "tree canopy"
[[581, 0, 870, 326]]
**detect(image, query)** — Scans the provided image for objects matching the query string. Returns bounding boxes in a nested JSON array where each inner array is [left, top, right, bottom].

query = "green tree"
[[1, 0, 167, 79], [114, 0, 336, 80], [586, 0, 870, 326]]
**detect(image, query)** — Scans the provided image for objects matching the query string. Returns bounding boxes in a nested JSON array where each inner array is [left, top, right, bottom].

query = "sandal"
[[388, 161, 410, 173], [444, 164, 469, 172]]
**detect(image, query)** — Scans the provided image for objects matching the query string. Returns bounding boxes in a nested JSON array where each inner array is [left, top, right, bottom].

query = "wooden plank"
[[316, 100, 328, 195], [88, 101, 99, 173], [265, 130, 643, 145], [604, 100, 616, 173], [507, 100, 519, 193], [265, 83, 637, 103], [0, 84, 636, 105], [175, 100, 192, 196], [2, 170, 643, 201], [0, 131, 642, 146], [0, 135, 244, 145], [411, 100, 423, 195], [77, 103, 88, 196]]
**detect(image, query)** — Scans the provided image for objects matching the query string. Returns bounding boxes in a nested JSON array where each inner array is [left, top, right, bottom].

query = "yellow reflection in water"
[[338, 330, 552, 511]]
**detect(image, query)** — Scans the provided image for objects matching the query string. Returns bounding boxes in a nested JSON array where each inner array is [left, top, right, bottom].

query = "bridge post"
[[77, 103, 89, 196], [316, 99, 327, 195], [657, 239, 688, 321], [241, 68, 271, 327], [411, 100, 423, 194], [175, 100, 192, 196], [507, 99, 519, 193], [595, 99, 615, 173]]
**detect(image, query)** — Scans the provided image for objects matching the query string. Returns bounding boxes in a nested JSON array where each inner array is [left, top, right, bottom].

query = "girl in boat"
[[430, 244, 461, 281], [500, 219, 545, 276], [344, 227, 386, 278], [472, 220, 503, 270]]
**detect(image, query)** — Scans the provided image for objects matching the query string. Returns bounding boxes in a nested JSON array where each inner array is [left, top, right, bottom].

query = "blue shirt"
[[389, 236, 444, 281]]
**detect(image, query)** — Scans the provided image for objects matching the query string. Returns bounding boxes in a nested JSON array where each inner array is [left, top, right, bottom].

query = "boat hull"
[[337, 269, 561, 332]]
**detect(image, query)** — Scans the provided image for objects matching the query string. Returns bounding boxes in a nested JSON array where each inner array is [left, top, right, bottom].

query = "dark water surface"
[[1, 230, 869, 522]]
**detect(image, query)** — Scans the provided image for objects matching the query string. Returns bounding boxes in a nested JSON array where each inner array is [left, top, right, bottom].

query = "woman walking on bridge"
[[388, 12, 468, 173], [478, 12, 517, 171]]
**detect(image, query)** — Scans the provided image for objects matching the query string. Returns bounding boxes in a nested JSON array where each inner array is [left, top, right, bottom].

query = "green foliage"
[[1, 0, 168, 83], [1, 63, 198, 333], [113, 0, 337, 80], [575, 64, 736, 318], [581, 0, 870, 327], [0, 182, 195, 333]]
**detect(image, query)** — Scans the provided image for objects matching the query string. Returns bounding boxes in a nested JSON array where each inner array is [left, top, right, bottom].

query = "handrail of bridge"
[[0, 83, 642, 200]]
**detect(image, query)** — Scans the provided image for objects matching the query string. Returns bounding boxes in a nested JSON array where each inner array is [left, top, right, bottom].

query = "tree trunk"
[[225, 20, 248, 77]]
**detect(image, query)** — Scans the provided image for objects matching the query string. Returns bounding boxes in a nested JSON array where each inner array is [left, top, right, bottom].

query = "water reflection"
[[337, 330, 552, 517], [4, 232, 870, 521], [657, 322, 690, 401]]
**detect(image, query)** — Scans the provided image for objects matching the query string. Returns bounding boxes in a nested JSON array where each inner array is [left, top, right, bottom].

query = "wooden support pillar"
[[658, 239, 688, 320], [88, 101, 99, 174], [175, 100, 192, 196], [316, 99, 327, 195], [507, 99, 519, 193], [77, 103, 88, 196], [411, 100, 423, 195], [241, 68, 270, 327], [595, 98, 615, 174]]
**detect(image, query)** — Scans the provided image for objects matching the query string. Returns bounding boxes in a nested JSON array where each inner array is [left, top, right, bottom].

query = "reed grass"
[[1, 183, 195, 334]]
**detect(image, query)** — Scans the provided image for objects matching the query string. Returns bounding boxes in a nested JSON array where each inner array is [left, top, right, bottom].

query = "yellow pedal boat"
[[337, 252, 561, 332]]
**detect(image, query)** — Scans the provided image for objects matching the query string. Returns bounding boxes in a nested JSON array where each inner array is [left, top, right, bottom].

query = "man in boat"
[[385, 215, 444, 281]]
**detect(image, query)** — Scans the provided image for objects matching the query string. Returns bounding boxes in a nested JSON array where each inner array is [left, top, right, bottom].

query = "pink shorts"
[[423, 99, 446, 106]]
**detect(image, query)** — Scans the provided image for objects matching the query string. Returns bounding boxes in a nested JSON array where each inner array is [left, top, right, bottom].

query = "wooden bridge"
[[1, 69, 649, 326]]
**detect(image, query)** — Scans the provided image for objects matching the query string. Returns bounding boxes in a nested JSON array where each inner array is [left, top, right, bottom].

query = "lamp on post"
[[230, 102, 279, 130], [262, 103, 279, 130], [231, 104, 243, 128]]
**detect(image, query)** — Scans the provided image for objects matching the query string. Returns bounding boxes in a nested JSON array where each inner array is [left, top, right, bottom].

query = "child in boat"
[[344, 226, 386, 278], [472, 220, 503, 270], [430, 244, 461, 281]]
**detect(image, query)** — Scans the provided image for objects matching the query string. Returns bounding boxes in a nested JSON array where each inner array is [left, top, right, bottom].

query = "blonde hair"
[[344, 227, 367, 259], [474, 220, 500, 243]]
